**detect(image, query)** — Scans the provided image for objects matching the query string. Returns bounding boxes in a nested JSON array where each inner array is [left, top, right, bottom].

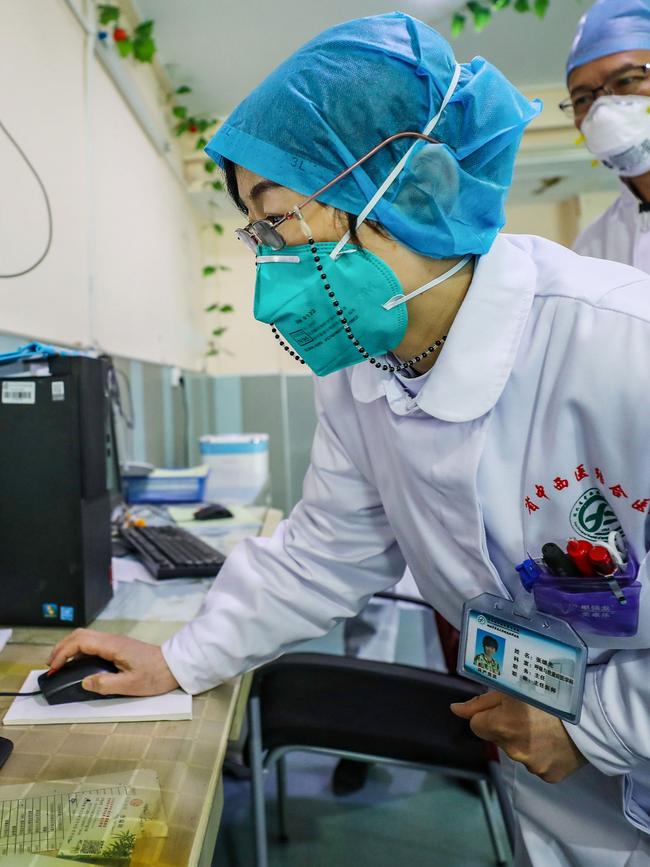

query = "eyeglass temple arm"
[[289, 131, 440, 217]]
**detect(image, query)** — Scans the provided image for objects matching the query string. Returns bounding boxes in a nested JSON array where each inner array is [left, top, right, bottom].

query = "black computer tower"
[[0, 354, 113, 626]]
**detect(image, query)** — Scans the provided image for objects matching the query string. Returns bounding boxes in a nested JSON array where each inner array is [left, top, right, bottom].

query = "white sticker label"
[[2, 381, 35, 404], [52, 380, 65, 401]]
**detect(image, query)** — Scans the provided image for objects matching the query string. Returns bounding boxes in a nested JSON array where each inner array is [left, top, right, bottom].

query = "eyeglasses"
[[559, 62, 650, 119], [234, 130, 441, 253]]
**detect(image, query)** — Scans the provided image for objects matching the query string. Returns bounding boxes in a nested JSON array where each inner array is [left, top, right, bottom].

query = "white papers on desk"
[[3, 670, 192, 726], [0, 630, 11, 654], [98, 577, 210, 622], [112, 555, 158, 585]]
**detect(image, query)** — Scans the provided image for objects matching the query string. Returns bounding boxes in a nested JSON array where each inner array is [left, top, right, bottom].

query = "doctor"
[[50, 13, 650, 867], [566, 0, 650, 267]]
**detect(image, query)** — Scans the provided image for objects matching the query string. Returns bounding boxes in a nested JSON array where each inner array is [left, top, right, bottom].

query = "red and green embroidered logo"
[[570, 487, 621, 541]]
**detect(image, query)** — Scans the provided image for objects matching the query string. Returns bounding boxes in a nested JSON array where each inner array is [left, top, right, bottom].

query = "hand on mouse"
[[47, 630, 179, 697]]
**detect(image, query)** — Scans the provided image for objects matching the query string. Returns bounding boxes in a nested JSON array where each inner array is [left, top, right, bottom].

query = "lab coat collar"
[[619, 179, 643, 211], [350, 234, 537, 422]]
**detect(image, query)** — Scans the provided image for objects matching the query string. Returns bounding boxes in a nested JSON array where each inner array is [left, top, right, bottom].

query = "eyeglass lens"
[[568, 65, 650, 117], [234, 228, 258, 253], [235, 221, 286, 254], [252, 220, 286, 251]]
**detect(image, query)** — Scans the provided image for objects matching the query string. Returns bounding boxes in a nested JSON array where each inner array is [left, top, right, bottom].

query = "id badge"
[[458, 593, 587, 724]]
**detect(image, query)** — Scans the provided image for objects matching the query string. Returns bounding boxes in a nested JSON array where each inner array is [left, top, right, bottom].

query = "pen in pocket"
[[541, 542, 580, 577], [566, 539, 593, 576], [589, 546, 627, 606]]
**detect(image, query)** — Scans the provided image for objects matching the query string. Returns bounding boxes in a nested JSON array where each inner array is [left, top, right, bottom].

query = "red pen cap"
[[566, 538, 593, 576], [589, 545, 615, 575]]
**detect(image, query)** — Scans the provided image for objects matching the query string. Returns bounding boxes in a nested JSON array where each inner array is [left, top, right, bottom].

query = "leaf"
[[204, 160, 216, 174], [98, 4, 120, 25], [467, 2, 492, 31], [203, 266, 217, 277], [451, 12, 466, 36], [134, 19, 155, 38], [196, 119, 210, 133], [533, 0, 549, 15], [172, 105, 187, 119], [206, 348, 219, 356], [212, 327, 227, 337], [219, 304, 234, 313], [211, 180, 225, 192], [176, 85, 192, 94], [213, 223, 224, 235], [134, 34, 156, 63], [514, 0, 530, 10], [195, 136, 208, 150], [174, 120, 188, 136], [102, 830, 137, 858], [116, 37, 133, 57], [492, 0, 511, 8], [205, 303, 219, 312]]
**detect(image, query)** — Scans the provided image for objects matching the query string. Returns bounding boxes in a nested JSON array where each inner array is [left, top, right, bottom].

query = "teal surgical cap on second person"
[[206, 12, 540, 258], [567, 0, 650, 77]]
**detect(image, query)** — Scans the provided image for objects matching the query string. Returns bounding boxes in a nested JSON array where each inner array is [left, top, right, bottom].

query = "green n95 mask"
[[254, 242, 408, 377]]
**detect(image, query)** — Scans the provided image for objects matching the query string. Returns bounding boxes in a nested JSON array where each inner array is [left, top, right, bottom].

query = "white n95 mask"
[[581, 94, 650, 177]]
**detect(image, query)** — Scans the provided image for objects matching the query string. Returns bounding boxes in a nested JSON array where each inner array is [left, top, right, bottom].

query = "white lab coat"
[[574, 181, 650, 269], [163, 233, 650, 866]]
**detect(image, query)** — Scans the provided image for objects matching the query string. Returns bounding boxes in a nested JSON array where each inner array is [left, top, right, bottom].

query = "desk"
[[0, 508, 282, 867]]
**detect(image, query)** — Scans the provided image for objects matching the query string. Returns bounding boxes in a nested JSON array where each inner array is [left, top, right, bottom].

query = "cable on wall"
[[107, 362, 135, 430], [0, 118, 53, 278], [179, 374, 190, 467]]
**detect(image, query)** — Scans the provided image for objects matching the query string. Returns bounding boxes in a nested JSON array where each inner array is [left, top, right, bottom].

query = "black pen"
[[541, 542, 580, 577]]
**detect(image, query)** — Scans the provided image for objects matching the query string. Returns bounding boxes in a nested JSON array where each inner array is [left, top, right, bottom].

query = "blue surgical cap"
[[567, 0, 650, 77], [206, 12, 540, 257]]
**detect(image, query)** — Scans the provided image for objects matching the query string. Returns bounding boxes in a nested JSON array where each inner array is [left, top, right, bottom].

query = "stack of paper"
[[3, 670, 192, 726]]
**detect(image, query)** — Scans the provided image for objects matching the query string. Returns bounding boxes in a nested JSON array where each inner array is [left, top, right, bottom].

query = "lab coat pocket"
[[531, 557, 641, 639], [534, 553, 650, 658]]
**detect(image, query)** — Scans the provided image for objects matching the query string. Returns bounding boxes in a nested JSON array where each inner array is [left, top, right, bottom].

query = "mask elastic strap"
[[382, 254, 473, 310], [330, 62, 462, 261]]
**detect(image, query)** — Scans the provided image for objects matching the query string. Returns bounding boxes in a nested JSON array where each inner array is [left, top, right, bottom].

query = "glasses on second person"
[[559, 62, 650, 119], [234, 130, 441, 254]]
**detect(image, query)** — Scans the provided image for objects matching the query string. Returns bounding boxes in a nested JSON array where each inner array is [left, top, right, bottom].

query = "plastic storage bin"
[[200, 434, 269, 505]]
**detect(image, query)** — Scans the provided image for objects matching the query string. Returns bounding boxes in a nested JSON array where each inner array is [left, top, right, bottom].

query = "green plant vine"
[[452, 0, 551, 36], [97, 5, 157, 61], [99, 5, 232, 358]]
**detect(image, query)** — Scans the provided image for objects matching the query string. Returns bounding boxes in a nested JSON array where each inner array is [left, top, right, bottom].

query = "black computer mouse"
[[0, 737, 13, 770], [38, 654, 125, 705], [193, 503, 234, 520]]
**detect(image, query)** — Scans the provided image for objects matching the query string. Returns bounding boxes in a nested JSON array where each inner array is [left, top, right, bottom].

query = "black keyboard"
[[120, 524, 226, 579]]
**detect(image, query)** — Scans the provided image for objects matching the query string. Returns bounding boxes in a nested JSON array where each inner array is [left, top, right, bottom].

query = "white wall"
[[505, 197, 580, 247], [0, 0, 209, 369]]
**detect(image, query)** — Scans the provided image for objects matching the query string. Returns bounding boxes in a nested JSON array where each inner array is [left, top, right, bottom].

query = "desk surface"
[[0, 507, 282, 867]]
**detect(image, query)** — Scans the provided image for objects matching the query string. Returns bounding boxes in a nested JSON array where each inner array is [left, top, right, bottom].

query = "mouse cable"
[[0, 118, 53, 278], [0, 690, 42, 697]]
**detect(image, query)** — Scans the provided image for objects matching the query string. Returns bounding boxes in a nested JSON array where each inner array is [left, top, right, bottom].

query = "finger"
[[469, 710, 503, 744], [450, 691, 503, 719], [81, 672, 139, 696], [48, 630, 120, 671], [82, 670, 168, 698]]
